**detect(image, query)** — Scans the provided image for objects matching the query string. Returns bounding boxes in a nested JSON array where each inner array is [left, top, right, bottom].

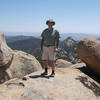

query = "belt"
[[44, 45, 54, 47]]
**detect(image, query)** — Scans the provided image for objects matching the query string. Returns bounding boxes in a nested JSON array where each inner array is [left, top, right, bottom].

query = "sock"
[[45, 68, 48, 72], [52, 70, 55, 73]]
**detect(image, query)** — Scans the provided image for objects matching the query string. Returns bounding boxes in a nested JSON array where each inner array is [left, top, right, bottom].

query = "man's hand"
[[54, 47, 59, 52]]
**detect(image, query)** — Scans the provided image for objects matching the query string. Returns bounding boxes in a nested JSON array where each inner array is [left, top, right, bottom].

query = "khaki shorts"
[[42, 46, 56, 61]]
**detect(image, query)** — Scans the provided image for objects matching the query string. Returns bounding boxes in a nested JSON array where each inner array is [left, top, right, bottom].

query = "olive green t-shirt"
[[41, 28, 60, 46]]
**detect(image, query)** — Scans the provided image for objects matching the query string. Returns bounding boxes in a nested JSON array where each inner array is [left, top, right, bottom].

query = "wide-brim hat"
[[46, 19, 55, 25]]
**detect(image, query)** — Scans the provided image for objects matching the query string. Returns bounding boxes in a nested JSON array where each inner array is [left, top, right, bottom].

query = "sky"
[[0, 0, 100, 35]]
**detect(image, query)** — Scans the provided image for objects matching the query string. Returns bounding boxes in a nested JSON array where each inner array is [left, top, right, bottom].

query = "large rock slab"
[[76, 37, 100, 76], [0, 64, 100, 100], [7, 51, 42, 79], [0, 32, 14, 67], [0, 32, 42, 84]]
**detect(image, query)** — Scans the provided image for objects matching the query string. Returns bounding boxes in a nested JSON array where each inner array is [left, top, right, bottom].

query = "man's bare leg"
[[41, 60, 48, 75], [50, 60, 55, 76]]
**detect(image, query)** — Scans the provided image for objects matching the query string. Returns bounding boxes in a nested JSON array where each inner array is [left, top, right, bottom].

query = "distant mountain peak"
[[64, 37, 76, 43], [67, 36, 72, 39], [97, 37, 100, 40], [60, 33, 100, 41]]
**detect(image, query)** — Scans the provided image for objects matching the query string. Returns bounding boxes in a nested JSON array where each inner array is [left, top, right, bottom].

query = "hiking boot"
[[41, 71, 48, 76], [50, 72, 55, 77]]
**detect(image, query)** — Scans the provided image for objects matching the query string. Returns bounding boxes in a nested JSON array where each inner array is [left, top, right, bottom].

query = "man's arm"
[[54, 38, 59, 52], [40, 38, 44, 52], [56, 38, 59, 48], [55, 30, 60, 49]]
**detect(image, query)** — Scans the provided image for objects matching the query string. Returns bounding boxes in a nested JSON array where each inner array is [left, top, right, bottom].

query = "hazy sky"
[[0, 0, 100, 34]]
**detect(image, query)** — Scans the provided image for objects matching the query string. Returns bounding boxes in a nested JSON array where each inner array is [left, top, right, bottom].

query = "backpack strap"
[[51, 29, 56, 36]]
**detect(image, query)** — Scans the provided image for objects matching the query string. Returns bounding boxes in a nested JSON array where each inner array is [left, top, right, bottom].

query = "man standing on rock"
[[40, 19, 60, 77]]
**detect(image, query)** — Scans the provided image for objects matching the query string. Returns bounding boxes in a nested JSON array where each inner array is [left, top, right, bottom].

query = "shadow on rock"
[[29, 74, 52, 79], [0, 66, 10, 84], [76, 76, 100, 97], [77, 66, 100, 84]]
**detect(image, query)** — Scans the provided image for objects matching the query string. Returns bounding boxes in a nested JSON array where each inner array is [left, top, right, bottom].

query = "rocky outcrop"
[[0, 32, 42, 84], [0, 63, 100, 100], [56, 37, 78, 63], [0, 33, 14, 67], [76, 37, 100, 76], [6, 51, 42, 79], [55, 59, 72, 68]]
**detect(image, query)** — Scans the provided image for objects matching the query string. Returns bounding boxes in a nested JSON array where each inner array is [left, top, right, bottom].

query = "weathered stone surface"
[[56, 59, 72, 68], [76, 37, 100, 76], [0, 32, 14, 67], [7, 51, 42, 79], [71, 63, 86, 69], [0, 63, 100, 100], [0, 33, 42, 84]]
